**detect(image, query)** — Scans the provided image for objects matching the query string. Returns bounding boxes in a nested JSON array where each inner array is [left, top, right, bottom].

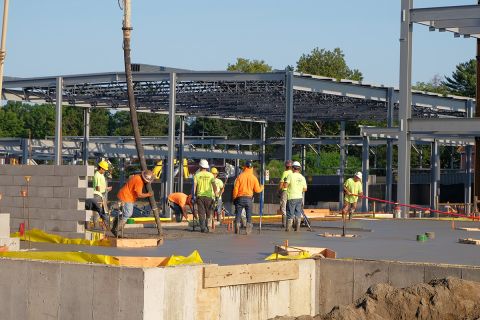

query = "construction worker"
[[193, 159, 217, 233], [279, 160, 293, 227], [112, 170, 154, 237], [88, 160, 112, 229], [232, 161, 263, 235], [342, 172, 363, 220], [284, 161, 307, 232], [211, 167, 225, 221], [167, 192, 193, 222]]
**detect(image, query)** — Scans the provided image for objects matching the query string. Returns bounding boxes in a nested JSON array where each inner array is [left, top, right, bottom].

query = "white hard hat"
[[355, 172, 362, 180], [199, 159, 209, 169], [292, 161, 301, 168]]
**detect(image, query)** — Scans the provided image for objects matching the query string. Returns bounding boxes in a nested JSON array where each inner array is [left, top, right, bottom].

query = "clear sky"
[[4, 0, 476, 87]]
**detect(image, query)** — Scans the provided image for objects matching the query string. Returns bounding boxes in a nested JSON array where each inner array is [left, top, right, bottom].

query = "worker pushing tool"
[[112, 170, 154, 237], [86, 160, 112, 229], [167, 192, 193, 222], [278, 160, 293, 227], [193, 159, 217, 233], [283, 161, 307, 232], [232, 161, 263, 235], [342, 172, 363, 220], [211, 167, 225, 222]]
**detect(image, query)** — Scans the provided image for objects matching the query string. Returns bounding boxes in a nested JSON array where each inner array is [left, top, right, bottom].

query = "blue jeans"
[[287, 199, 303, 219], [121, 202, 134, 222], [234, 197, 252, 223], [215, 197, 223, 214]]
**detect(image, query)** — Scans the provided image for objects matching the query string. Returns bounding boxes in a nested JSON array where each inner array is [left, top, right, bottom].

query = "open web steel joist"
[[2, 70, 473, 122]]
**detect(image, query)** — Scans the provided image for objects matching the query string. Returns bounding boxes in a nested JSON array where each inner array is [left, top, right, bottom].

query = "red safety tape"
[[352, 194, 479, 221]]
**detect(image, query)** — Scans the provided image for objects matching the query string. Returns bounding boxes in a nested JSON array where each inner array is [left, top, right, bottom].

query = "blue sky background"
[[4, 0, 475, 87]]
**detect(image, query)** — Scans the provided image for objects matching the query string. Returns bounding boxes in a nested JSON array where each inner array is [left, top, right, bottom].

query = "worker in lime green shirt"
[[284, 161, 307, 232], [342, 172, 363, 220], [278, 160, 293, 227], [193, 159, 217, 233]]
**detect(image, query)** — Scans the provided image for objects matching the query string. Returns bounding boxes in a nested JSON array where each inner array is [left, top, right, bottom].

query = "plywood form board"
[[203, 260, 299, 288], [108, 237, 164, 248], [274, 245, 336, 258], [113, 256, 168, 267]]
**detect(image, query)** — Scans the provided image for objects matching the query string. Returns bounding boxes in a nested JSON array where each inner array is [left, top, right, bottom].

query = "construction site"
[[1, 1, 480, 320]]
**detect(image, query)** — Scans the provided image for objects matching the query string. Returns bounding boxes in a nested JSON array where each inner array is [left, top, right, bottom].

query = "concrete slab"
[[0, 259, 29, 320], [118, 268, 145, 320], [27, 260, 61, 319], [92, 265, 121, 320]]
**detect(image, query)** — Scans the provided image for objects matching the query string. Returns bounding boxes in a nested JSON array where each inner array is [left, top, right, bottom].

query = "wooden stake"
[[0, 0, 10, 99]]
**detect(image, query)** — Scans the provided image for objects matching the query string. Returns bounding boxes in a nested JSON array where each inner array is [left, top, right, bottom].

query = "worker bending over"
[[112, 170, 154, 236], [167, 192, 192, 222], [342, 172, 363, 220], [88, 160, 112, 229], [278, 160, 293, 227], [193, 159, 217, 233], [211, 167, 225, 221], [283, 161, 307, 232], [232, 161, 263, 235]]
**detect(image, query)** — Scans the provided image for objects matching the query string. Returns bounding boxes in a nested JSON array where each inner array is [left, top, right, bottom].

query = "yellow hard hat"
[[211, 167, 218, 174], [98, 160, 109, 171]]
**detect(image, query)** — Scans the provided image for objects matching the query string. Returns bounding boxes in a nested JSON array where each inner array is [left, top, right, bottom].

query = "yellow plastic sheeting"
[[11, 228, 110, 247], [164, 250, 203, 266], [0, 251, 119, 265], [131, 217, 174, 223], [265, 251, 312, 261]]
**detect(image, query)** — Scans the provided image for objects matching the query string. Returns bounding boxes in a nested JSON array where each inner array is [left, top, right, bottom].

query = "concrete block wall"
[[316, 258, 480, 314], [0, 165, 94, 239]]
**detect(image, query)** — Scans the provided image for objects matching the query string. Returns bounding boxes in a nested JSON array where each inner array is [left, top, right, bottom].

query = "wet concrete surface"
[[27, 219, 480, 266]]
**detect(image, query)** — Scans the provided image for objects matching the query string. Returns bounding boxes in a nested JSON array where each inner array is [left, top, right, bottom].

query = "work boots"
[[111, 218, 126, 237], [199, 218, 209, 233], [234, 222, 240, 234], [286, 219, 293, 232], [111, 217, 119, 237], [348, 210, 353, 220], [246, 223, 253, 235], [281, 214, 286, 228], [294, 217, 300, 232]]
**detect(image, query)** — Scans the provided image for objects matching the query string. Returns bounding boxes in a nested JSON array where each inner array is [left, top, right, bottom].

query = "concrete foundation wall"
[[0, 165, 94, 238], [316, 258, 480, 314], [1, 257, 479, 319]]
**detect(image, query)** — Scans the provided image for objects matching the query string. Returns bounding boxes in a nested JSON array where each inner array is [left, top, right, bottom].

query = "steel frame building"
[[1, 54, 476, 215]]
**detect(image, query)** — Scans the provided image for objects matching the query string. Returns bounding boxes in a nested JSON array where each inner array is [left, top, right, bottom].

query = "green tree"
[[413, 74, 449, 95], [227, 58, 272, 73], [23, 104, 56, 138], [442, 59, 476, 97], [90, 109, 110, 136], [296, 47, 363, 81]]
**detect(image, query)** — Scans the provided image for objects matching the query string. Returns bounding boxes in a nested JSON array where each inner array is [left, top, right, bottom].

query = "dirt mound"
[[271, 277, 480, 320]]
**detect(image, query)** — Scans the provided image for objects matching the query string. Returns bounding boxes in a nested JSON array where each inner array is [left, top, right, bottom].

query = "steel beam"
[[411, 5, 480, 23], [285, 71, 294, 161], [54, 77, 63, 165], [361, 136, 370, 212], [409, 118, 480, 135]]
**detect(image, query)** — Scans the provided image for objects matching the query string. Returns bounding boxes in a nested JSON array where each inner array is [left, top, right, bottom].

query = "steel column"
[[119, 158, 126, 186], [466, 99, 474, 215], [361, 136, 369, 212], [82, 108, 90, 164], [178, 116, 185, 193], [301, 145, 306, 172], [339, 121, 346, 210], [430, 140, 440, 213], [386, 87, 394, 210], [285, 71, 294, 161], [475, 19, 480, 214], [21, 138, 28, 164], [398, 0, 413, 217], [260, 123, 266, 218], [166, 72, 177, 218], [54, 77, 63, 165]]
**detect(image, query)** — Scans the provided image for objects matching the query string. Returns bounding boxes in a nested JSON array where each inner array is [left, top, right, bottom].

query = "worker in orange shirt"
[[232, 161, 263, 235], [167, 192, 193, 222], [112, 170, 154, 237]]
